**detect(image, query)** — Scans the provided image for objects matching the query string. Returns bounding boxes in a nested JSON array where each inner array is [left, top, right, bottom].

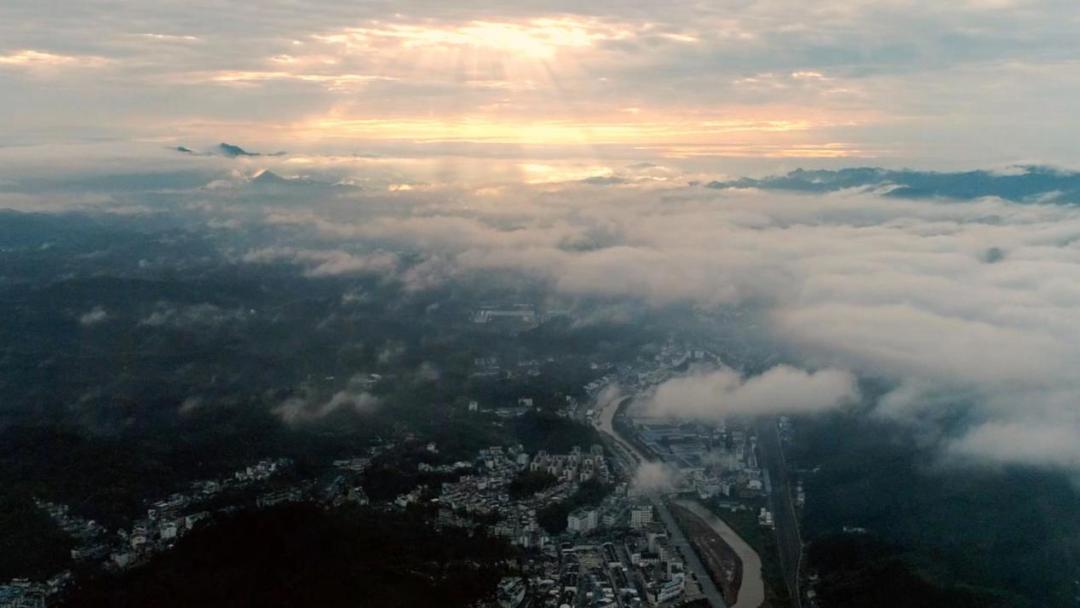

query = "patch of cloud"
[[178, 396, 205, 416], [631, 461, 680, 495], [646, 365, 859, 419], [313, 17, 639, 61], [136, 33, 202, 43], [0, 49, 110, 70], [949, 422, 1080, 469], [273, 387, 380, 425], [341, 288, 371, 305], [376, 341, 406, 365], [78, 306, 109, 326]]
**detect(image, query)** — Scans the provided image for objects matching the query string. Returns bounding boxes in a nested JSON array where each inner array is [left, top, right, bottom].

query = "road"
[[593, 390, 730, 608], [755, 418, 803, 608]]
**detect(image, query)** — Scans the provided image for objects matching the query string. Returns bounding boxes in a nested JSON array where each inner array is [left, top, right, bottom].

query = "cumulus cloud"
[[949, 422, 1080, 469], [647, 365, 859, 419], [78, 306, 109, 326], [178, 396, 205, 416], [273, 388, 380, 425], [0, 49, 110, 70], [376, 341, 406, 365]]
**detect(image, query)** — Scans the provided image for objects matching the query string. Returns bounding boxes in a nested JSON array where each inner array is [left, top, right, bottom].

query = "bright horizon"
[[4, 1, 1080, 171]]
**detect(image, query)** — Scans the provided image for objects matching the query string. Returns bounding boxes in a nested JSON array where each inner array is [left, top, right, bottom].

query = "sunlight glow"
[[302, 117, 818, 146], [0, 50, 109, 69], [316, 17, 633, 59], [204, 70, 394, 90]]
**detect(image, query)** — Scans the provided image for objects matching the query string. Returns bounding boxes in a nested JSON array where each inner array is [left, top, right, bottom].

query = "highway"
[[755, 418, 803, 608]]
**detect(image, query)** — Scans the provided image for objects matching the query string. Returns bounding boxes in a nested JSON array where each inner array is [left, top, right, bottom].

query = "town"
[[2, 336, 804, 608]]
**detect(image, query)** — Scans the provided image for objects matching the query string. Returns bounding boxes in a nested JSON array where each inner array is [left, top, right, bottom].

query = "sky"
[[3, 0, 1080, 167], [3, 1, 1080, 471]]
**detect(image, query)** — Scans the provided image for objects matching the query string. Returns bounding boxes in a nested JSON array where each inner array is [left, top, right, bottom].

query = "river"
[[592, 389, 765, 608]]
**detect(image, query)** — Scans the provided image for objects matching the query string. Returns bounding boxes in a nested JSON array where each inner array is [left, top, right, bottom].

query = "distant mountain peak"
[[219, 142, 258, 157], [251, 169, 288, 184], [171, 143, 286, 158]]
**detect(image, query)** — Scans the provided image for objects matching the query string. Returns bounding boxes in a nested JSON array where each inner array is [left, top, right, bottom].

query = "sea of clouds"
[[4, 145, 1080, 470]]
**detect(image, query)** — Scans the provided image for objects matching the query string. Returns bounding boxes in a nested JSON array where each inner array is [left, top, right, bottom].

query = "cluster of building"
[[35, 500, 107, 562], [530, 445, 612, 486], [636, 343, 717, 390], [566, 502, 655, 537], [468, 356, 554, 384], [2, 458, 297, 606], [435, 445, 596, 548], [422, 440, 702, 607], [505, 527, 697, 608], [635, 418, 769, 504], [564, 337, 794, 606], [582, 340, 724, 399], [4, 452, 384, 606], [470, 304, 574, 329], [0, 575, 69, 608], [468, 353, 552, 384], [8, 331, 792, 608], [103, 457, 295, 571], [471, 305, 538, 327]]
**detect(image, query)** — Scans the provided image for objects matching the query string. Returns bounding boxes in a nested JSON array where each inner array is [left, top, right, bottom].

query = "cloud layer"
[[3, 148, 1080, 470], [239, 167, 1080, 469]]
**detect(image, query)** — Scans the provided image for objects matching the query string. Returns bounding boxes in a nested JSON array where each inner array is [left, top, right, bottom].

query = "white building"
[[758, 508, 774, 528], [630, 506, 654, 529], [160, 521, 178, 540], [567, 509, 598, 534]]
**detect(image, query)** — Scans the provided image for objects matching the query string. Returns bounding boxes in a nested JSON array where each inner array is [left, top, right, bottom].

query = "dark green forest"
[[60, 505, 515, 608], [792, 411, 1080, 607]]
